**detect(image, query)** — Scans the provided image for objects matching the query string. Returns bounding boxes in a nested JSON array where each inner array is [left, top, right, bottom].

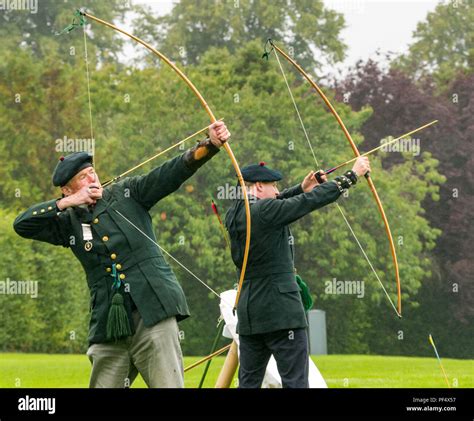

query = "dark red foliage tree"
[[333, 59, 473, 327]]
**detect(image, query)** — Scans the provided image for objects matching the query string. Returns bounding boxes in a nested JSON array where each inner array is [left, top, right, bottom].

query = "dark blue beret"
[[241, 162, 282, 182], [52, 152, 94, 187]]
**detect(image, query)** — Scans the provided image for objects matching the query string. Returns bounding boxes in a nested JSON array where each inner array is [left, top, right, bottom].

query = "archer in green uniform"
[[225, 157, 370, 388], [14, 122, 230, 388]]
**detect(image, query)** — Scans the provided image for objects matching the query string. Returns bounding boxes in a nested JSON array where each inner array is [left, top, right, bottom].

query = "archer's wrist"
[[56, 197, 72, 211], [301, 183, 314, 193], [183, 137, 220, 171], [333, 170, 358, 192]]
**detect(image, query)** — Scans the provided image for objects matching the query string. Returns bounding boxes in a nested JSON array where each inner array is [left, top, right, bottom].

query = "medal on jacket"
[[82, 223, 93, 251]]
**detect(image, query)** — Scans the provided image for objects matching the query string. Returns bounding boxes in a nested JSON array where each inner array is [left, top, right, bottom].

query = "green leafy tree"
[[0, 209, 89, 353], [0, 0, 129, 61], [396, 1, 473, 86], [133, 0, 346, 70]]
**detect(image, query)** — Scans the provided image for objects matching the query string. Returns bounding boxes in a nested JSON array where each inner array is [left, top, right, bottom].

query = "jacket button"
[[40, 209, 45, 213], [119, 274, 126, 280], [48, 206, 53, 211], [33, 211, 38, 215], [111, 253, 117, 260], [102, 236, 109, 242], [93, 218, 99, 224], [116, 264, 122, 270], [106, 267, 111, 273]]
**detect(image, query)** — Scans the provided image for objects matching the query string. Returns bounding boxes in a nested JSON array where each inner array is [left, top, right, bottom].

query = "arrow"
[[184, 343, 232, 373], [318, 120, 438, 178], [429, 334, 451, 388], [211, 199, 231, 250], [102, 120, 223, 188]]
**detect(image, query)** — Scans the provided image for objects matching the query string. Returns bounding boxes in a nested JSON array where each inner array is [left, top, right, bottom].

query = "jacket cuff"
[[28, 199, 64, 217]]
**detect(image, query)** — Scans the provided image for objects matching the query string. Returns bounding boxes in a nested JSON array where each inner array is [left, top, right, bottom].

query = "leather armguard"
[[333, 170, 358, 192], [183, 137, 220, 171]]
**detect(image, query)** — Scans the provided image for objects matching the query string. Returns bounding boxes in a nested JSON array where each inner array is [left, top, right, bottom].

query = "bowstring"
[[82, 22, 95, 168], [115, 210, 233, 308], [272, 48, 401, 318]]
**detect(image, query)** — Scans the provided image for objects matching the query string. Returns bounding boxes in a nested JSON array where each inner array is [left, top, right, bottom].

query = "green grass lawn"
[[0, 353, 471, 388]]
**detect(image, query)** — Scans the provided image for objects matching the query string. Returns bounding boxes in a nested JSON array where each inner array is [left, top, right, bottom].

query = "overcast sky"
[[325, 0, 439, 74], [127, 0, 439, 73]]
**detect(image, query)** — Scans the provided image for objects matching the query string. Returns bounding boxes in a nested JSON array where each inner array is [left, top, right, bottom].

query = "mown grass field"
[[0, 353, 471, 388]]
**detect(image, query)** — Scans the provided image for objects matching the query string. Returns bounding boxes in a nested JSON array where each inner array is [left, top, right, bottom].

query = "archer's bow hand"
[[352, 156, 371, 177], [208, 121, 231, 148]]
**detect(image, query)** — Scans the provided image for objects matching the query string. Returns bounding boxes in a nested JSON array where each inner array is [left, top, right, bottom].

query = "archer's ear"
[[61, 186, 71, 197]]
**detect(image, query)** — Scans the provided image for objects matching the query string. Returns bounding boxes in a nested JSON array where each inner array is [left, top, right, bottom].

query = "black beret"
[[52, 152, 94, 187], [241, 161, 282, 182]]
